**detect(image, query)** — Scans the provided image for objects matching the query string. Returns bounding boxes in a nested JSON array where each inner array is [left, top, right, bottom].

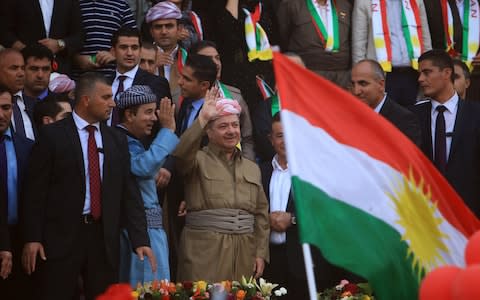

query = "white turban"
[[49, 73, 76, 93], [215, 98, 242, 116], [146, 1, 182, 23]]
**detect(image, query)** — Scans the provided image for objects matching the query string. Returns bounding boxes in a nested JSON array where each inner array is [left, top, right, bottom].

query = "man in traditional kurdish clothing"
[[276, 0, 352, 89], [116, 85, 179, 286], [146, 1, 185, 107], [173, 88, 269, 282], [352, 0, 432, 106]]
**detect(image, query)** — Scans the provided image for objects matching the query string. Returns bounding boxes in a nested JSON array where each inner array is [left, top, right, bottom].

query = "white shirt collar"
[[158, 45, 179, 58], [373, 94, 387, 113], [115, 64, 139, 80], [72, 111, 100, 131], [272, 154, 288, 172], [431, 92, 459, 114]]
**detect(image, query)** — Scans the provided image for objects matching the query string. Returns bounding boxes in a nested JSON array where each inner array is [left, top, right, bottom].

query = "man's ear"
[[201, 80, 211, 91]]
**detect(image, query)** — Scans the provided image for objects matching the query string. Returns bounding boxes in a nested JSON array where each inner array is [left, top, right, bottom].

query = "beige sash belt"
[[185, 208, 254, 234]]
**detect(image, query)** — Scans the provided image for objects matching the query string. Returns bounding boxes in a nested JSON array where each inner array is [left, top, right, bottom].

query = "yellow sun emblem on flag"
[[387, 169, 449, 279]]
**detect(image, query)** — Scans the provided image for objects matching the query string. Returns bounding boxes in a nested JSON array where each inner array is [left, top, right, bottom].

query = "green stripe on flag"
[[292, 176, 420, 300]]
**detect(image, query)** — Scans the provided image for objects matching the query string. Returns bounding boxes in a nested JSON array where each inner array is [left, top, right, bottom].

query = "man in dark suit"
[[21, 73, 156, 300], [261, 113, 359, 298], [411, 49, 480, 217], [0, 49, 36, 141], [0, 84, 34, 300], [109, 27, 171, 126], [0, 0, 83, 74], [351, 59, 421, 146]]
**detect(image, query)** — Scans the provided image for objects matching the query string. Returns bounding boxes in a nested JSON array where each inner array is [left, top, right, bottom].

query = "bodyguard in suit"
[[109, 27, 171, 126], [0, 85, 34, 300], [351, 59, 422, 146], [21, 73, 156, 300], [0, 49, 36, 141], [0, 0, 84, 74], [411, 50, 480, 217]]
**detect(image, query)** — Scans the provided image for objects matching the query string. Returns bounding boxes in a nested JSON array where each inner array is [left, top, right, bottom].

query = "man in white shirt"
[[0, 49, 35, 140], [411, 49, 480, 217]]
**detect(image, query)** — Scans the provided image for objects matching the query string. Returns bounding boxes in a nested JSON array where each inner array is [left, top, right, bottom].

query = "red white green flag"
[[272, 52, 480, 299]]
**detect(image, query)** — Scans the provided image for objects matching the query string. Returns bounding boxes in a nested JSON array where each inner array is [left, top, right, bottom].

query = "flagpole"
[[302, 244, 318, 300]]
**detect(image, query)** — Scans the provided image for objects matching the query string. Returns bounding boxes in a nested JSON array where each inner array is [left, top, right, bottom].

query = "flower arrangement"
[[134, 276, 287, 300], [318, 280, 374, 300], [95, 276, 286, 300]]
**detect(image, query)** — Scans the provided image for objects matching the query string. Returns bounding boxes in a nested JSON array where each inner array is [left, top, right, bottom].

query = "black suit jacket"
[[411, 100, 480, 216], [425, 0, 463, 53], [0, 0, 83, 74], [22, 116, 149, 267], [379, 97, 421, 146], [0, 133, 33, 251]]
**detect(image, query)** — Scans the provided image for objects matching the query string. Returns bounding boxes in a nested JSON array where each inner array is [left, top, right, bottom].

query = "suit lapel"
[[100, 123, 113, 187], [133, 68, 145, 85], [33, 0, 47, 37], [65, 116, 86, 183], [448, 99, 464, 163], [420, 102, 433, 159]]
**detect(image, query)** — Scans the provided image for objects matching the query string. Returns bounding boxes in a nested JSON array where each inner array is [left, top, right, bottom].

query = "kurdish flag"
[[272, 52, 480, 299]]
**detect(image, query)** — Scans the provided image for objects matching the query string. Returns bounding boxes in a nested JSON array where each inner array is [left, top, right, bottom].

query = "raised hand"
[[198, 86, 220, 127], [157, 97, 176, 132]]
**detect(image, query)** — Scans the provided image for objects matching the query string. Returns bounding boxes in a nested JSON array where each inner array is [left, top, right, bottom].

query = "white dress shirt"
[[72, 111, 104, 214], [109, 65, 139, 125], [387, 0, 411, 67], [11, 92, 35, 140], [374, 94, 388, 113], [39, 0, 54, 37], [269, 155, 291, 245], [431, 93, 459, 161]]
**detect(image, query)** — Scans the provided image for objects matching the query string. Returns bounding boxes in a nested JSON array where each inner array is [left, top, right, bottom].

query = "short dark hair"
[[141, 41, 157, 51], [111, 27, 142, 48], [189, 40, 218, 55], [418, 49, 455, 82], [452, 59, 470, 81], [272, 111, 281, 123], [74, 72, 110, 105], [33, 94, 71, 128], [119, 105, 140, 123], [0, 84, 13, 102], [21, 43, 54, 63], [184, 54, 217, 87]]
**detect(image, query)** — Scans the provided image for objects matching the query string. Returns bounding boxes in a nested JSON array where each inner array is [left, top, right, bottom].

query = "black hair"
[[0, 84, 12, 103], [189, 40, 218, 55], [452, 59, 471, 81], [74, 72, 110, 105], [184, 54, 217, 87], [33, 94, 71, 128], [111, 27, 142, 48], [418, 49, 455, 83], [21, 43, 54, 63]]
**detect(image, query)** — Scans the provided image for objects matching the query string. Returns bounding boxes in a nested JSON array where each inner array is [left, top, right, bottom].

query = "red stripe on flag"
[[380, 0, 392, 61], [273, 52, 480, 237], [409, 0, 424, 53]]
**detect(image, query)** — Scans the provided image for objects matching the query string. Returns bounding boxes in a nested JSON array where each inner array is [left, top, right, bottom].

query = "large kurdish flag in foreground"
[[272, 53, 480, 300]]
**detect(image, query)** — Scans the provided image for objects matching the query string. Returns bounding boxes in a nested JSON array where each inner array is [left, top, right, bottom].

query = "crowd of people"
[[0, 0, 480, 299]]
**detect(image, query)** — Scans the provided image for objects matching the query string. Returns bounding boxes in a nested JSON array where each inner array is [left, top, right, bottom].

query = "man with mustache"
[[116, 85, 179, 285], [173, 88, 269, 282]]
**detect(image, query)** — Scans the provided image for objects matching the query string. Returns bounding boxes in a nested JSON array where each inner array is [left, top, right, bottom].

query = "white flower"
[[279, 287, 287, 295]]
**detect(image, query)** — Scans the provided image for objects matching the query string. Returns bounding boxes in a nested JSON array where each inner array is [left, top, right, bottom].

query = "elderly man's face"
[[0, 92, 13, 134], [150, 19, 178, 50], [206, 114, 241, 152], [197, 46, 222, 80], [350, 62, 385, 109], [0, 52, 25, 94], [139, 47, 157, 74]]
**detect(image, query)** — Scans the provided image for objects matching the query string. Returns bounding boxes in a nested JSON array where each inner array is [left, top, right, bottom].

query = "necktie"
[[434, 105, 447, 174], [111, 75, 127, 126], [181, 104, 194, 134], [0, 135, 7, 217], [12, 95, 27, 138], [86, 125, 101, 220]]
